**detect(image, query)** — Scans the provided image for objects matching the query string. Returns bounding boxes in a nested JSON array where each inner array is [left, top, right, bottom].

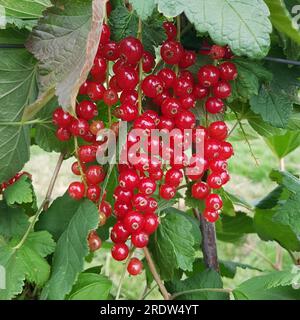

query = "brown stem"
[[143, 247, 170, 300]]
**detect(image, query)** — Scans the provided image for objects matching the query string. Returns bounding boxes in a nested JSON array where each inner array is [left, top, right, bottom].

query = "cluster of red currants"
[[0, 171, 32, 194]]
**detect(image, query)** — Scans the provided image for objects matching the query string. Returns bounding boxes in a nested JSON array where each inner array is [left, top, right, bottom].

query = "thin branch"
[[14, 152, 65, 249], [143, 247, 170, 300], [141, 283, 158, 300], [116, 249, 134, 300], [170, 287, 233, 300]]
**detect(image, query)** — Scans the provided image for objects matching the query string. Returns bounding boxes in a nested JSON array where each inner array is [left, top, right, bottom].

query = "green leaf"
[[41, 199, 99, 300], [216, 212, 254, 243], [110, 5, 166, 55], [0, 49, 38, 183], [166, 269, 229, 300], [68, 273, 111, 300], [0, 28, 30, 44], [270, 169, 300, 194], [233, 271, 300, 300], [156, 0, 272, 58], [0, 231, 55, 299], [265, 131, 300, 158], [129, 0, 156, 20], [256, 186, 287, 209], [265, 0, 300, 44], [26, 0, 105, 113], [0, 201, 29, 239], [148, 208, 200, 281], [3, 175, 33, 205]]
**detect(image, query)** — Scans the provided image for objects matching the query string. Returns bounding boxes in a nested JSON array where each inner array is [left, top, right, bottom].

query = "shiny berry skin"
[[99, 201, 112, 218], [174, 77, 194, 97], [208, 121, 228, 141], [198, 65, 220, 87], [127, 258, 143, 276], [109, 75, 122, 92], [131, 231, 149, 248], [52, 108, 73, 128], [118, 36, 143, 64], [144, 197, 158, 213], [76, 101, 98, 120], [142, 51, 155, 73], [133, 115, 156, 132], [123, 211, 145, 233], [91, 56, 107, 80], [219, 62, 238, 81], [111, 222, 130, 243], [143, 110, 160, 125], [180, 95, 196, 109], [153, 90, 171, 106], [178, 50, 197, 69], [87, 82, 105, 101], [206, 193, 223, 211], [175, 110, 196, 129], [224, 45, 234, 59], [78, 145, 97, 163], [132, 193, 149, 211], [79, 81, 89, 95], [71, 161, 85, 176], [120, 90, 138, 105], [160, 40, 184, 65], [103, 88, 118, 106], [143, 213, 159, 234], [150, 168, 164, 181], [212, 81, 232, 99], [111, 243, 129, 261], [68, 182, 85, 200], [114, 186, 133, 204], [119, 169, 139, 190], [163, 21, 177, 39], [87, 184, 101, 202], [114, 201, 132, 219], [86, 165, 105, 185], [203, 209, 220, 223], [116, 66, 139, 91], [192, 182, 210, 199], [220, 170, 230, 185], [90, 120, 105, 135], [204, 139, 221, 159], [193, 84, 209, 99], [119, 103, 139, 121], [165, 168, 183, 187], [210, 159, 228, 172], [100, 23, 111, 45], [161, 97, 181, 118], [157, 116, 175, 131], [70, 118, 90, 137], [101, 41, 119, 61], [160, 184, 176, 200], [88, 231, 102, 251], [157, 68, 176, 89], [209, 45, 226, 60], [207, 173, 223, 189], [56, 127, 71, 141], [142, 75, 164, 98], [138, 177, 156, 195], [205, 97, 224, 114], [219, 141, 234, 160]]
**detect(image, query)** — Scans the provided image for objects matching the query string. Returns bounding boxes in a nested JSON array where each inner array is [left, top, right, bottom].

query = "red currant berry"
[[109, 75, 122, 92], [157, 68, 176, 89], [163, 21, 177, 40], [161, 97, 181, 118], [219, 141, 234, 160], [192, 182, 210, 199], [143, 110, 160, 126], [204, 139, 221, 159], [123, 211, 145, 233], [127, 258, 143, 276], [118, 36, 143, 64], [119, 169, 139, 190], [161, 40, 183, 65], [150, 168, 164, 181], [131, 231, 149, 248], [224, 45, 234, 59], [174, 77, 194, 97], [114, 201, 133, 219], [116, 66, 139, 91], [142, 75, 164, 98], [206, 193, 223, 210], [120, 90, 138, 105], [99, 201, 112, 218], [203, 209, 220, 223], [87, 185, 101, 202], [205, 97, 224, 114], [208, 121, 228, 141], [209, 159, 228, 172], [111, 243, 129, 261], [142, 51, 155, 73], [165, 168, 183, 187], [180, 95, 196, 109], [79, 81, 89, 95], [175, 110, 196, 129], [119, 103, 139, 121], [91, 56, 107, 81], [160, 184, 176, 200], [138, 177, 157, 195], [111, 222, 130, 243], [88, 231, 102, 251], [78, 145, 97, 163], [56, 127, 71, 141], [68, 182, 85, 200], [70, 118, 90, 137], [86, 165, 105, 185], [133, 115, 156, 133], [90, 120, 105, 136], [76, 101, 98, 120], [178, 50, 197, 69], [71, 161, 85, 176], [153, 90, 171, 106], [103, 88, 118, 106], [113, 186, 133, 204], [52, 108, 73, 128], [198, 65, 220, 87], [219, 62, 238, 81], [209, 45, 226, 60], [132, 193, 149, 211], [157, 116, 175, 131], [87, 82, 105, 101], [143, 213, 159, 234], [100, 23, 111, 45], [101, 41, 119, 61], [193, 84, 209, 99], [220, 170, 230, 185], [212, 81, 232, 99], [207, 173, 223, 189]]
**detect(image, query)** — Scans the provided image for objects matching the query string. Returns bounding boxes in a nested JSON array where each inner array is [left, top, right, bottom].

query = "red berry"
[[157, 116, 175, 131], [71, 161, 85, 176], [209, 45, 226, 60], [207, 173, 223, 189], [193, 84, 209, 99], [118, 36, 143, 64], [142, 75, 164, 98], [163, 21, 177, 40], [142, 51, 155, 73], [87, 184, 101, 202], [209, 159, 228, 172], [103, 88, 118, 106], [203, 209, 220, 223], [52, 108, 73, 128], [132, 193, 149, 211], [178, 50, 197, 69], [119, 169, 139, 190], [205, 97, 224, 114], [111, 243, 129, 261], [161, 97, 181, 118], [78, 145, 97, 163], [76, 101, 98, 120], [219, 141, 234, 160], [219, 62, 238, 81], [143, 213, 159, 234], [138, 177, 156, 195], [206, 193, 223, 210], [90, 120, 105, 135], [180, 95, 196, 109], [127, 258, 143, 276], [86, 165, 105, 185], [114, 186, 134, 204], [68, 182, 85, 200], [123, 211, 145, 233], [133, 115, 156, 132], [198, 65, 220, 87], [70, 118, 90, 137], [212, 81, 232, 99], [91, 56, 107, 81], [56, 127, 71, 141], [101, 41, 119, 61], [153, 90, 171, 106], [119, 103, 139, 121], [131, 231, 149, 248], [160, 40, 184, 65], [99, 201, 112, 218], [79, 81, 89, 95], [143, 110, 160, 126], [205, 139, 221, 159], [114, 201, 133, 219], [120, 90, 138, 105], [150, 168, 164, 181], [174, 77, 194, 97], [220, 170, 230, 185], [100, 23, 111, 45], [157, 68, 176, 89], [208, 121, 228, 141], [116, 66, 139, 91], [192, 182, 210, 199], [88, 231, 102, 251], [165, 168, 183, 187], [87, 82, 105, 101], [111, 222, 130, 243], [160, 184, 176, 200], [175, 110, 196, 129], [109, 75, 122, 92]]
